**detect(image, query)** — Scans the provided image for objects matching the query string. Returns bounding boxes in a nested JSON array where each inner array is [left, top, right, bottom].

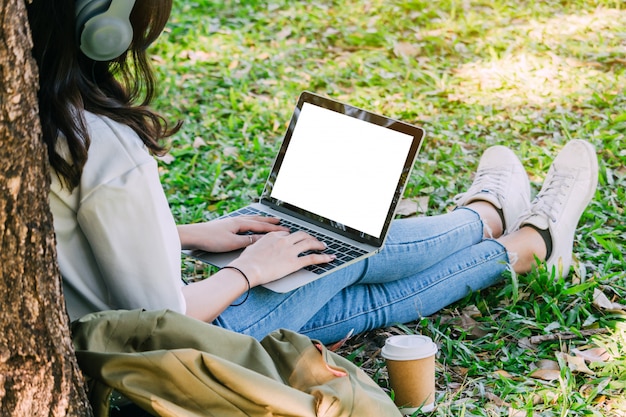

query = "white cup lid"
[[381, 335, 438, 361]]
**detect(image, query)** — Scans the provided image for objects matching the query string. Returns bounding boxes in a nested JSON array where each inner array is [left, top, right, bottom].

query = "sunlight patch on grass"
[[524, 8, 626, 50], [448, 8, 626, 107], [448, 52, 618, 106]]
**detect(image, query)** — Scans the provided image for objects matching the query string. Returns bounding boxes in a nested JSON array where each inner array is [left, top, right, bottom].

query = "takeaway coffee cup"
[[381, 335, 438, 414]]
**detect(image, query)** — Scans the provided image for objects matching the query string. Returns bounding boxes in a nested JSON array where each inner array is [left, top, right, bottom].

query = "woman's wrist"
[[177, 224, 198, 250], [220, 266, 251, 306]]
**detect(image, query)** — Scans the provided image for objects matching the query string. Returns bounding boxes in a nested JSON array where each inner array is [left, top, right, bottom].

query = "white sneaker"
[[454, 146, 531, 234], [516, 140, 598, 278]]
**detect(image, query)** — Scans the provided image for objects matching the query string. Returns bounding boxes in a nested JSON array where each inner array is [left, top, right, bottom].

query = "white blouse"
[[49, 112, 186, 321]]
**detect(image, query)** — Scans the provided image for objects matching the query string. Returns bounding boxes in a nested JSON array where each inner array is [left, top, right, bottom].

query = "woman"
[[28, 0, 598, 345]]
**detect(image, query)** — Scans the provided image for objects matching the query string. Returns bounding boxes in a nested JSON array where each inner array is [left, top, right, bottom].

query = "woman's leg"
[[214, 208, 506, 342], [299, 239, 508, 343]]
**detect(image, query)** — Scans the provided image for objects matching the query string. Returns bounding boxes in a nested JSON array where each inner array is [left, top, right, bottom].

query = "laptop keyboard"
[[223, 206, 369, 274]]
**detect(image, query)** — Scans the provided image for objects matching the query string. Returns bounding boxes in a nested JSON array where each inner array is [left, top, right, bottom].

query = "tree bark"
[[0, 0, 92, 415]]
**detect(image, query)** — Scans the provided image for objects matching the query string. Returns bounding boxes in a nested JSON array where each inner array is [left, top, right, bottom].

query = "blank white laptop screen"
[[270, 102, 414, 239]]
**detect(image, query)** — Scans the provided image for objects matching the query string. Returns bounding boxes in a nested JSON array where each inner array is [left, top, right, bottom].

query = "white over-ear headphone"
[[75, 0, 137, 61]]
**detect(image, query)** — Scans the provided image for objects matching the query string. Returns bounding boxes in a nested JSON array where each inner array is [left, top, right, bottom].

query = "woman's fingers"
[[234, 230, 336, 286], [289, 231, 327, 251], [232, 216, 288, 233]]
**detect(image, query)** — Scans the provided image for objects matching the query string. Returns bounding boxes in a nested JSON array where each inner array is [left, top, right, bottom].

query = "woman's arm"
[[181, 229, 336, 322]]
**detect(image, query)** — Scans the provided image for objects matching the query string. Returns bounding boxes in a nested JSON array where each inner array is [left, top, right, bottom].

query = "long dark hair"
[[26, 0, 181, 189]]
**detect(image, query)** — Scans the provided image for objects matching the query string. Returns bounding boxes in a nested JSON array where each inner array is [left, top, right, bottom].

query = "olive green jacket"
[[71, 309, 401, 417]]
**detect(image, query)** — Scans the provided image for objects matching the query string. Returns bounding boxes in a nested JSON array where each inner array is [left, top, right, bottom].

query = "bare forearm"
[[177, 224, 203, 250], [181, 268, 249, 322]]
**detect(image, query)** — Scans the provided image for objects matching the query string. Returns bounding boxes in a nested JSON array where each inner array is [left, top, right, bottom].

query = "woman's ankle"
[[499, 227, 547, 274], [467, 201, 504, 238]]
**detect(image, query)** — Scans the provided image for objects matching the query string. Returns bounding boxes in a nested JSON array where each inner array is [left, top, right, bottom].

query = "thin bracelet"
[[221, 266, 250, 306]]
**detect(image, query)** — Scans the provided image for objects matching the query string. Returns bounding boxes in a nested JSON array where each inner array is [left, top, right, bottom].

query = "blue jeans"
[[214, 208, 509, 344]]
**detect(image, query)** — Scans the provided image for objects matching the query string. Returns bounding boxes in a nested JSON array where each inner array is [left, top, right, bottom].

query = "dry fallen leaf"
[[460, 313, 489, 339], [580, 378, 611, 397], [493, 369, 514, 379], [415, 196, 429, 213], [192, 136, 206, 148], [529, 359, 561, 381], [462, 305, 482, 318], [395, 197, 429, 216], [572, 347, 612, 363], [592, 288, 626, 312], [485, 392, 509, 407], [223, 146, 238, 157], [534, 359, 559, 370], [395, 199, 419, 216], [557, 352, 595, 375], [393, 41, 421, 58], [517, 337, 535, 350], [157, 153, 175, 164], [529, 368, 561, 381]]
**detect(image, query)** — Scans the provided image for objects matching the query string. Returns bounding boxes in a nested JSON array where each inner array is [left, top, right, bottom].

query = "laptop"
[[184, 91, 425, 292]]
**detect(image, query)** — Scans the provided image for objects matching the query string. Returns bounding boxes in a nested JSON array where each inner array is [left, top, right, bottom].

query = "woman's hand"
[[180, 223, 336, 323], [228, 230, 336, 287], [177, 216, 289, 252]]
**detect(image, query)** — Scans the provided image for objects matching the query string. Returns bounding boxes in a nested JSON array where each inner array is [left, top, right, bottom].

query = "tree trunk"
[[0, 0, 92, 415]]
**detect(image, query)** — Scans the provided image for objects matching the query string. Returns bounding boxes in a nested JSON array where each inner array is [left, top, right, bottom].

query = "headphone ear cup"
[[75, 0, 136, 61]]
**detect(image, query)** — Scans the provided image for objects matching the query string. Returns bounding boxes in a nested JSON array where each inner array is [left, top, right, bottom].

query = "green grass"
[[151, 1, 625, 415]]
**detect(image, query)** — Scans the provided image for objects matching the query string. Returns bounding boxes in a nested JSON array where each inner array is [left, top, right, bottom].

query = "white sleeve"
[[77, 154, 186, 314]]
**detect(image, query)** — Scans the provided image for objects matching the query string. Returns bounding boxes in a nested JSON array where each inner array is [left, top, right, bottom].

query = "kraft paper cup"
[[381, 335, 438, 414]]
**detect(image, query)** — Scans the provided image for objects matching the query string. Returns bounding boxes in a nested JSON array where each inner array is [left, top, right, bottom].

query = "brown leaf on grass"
[[223, 146, 238, 157], [531, 390, 558, 405], [439, 306, 488, 339], [592, 289, 626, 313], [580, 378, 611, 398], [557, 352, 595, 375], [529, 368, 561, 381], [393, 41, 420, 58], [178, 50, 216, 63], [192, 136, 206, 148], [518, 337, 536, 350], [447, 382, 463, 391], [529, 359, 560, 381], [535, 359, 560, 370], [395, 199, 419, 216], [461, 313, 490, 339], [462, 305, 482, 318], [451, 366, 469, 377], [485, 391, 509, 407], [157, 153, 175, 164], [571, 347, 613, 362], [395, 197, 429, 216], [493, 369, 514, 379]]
